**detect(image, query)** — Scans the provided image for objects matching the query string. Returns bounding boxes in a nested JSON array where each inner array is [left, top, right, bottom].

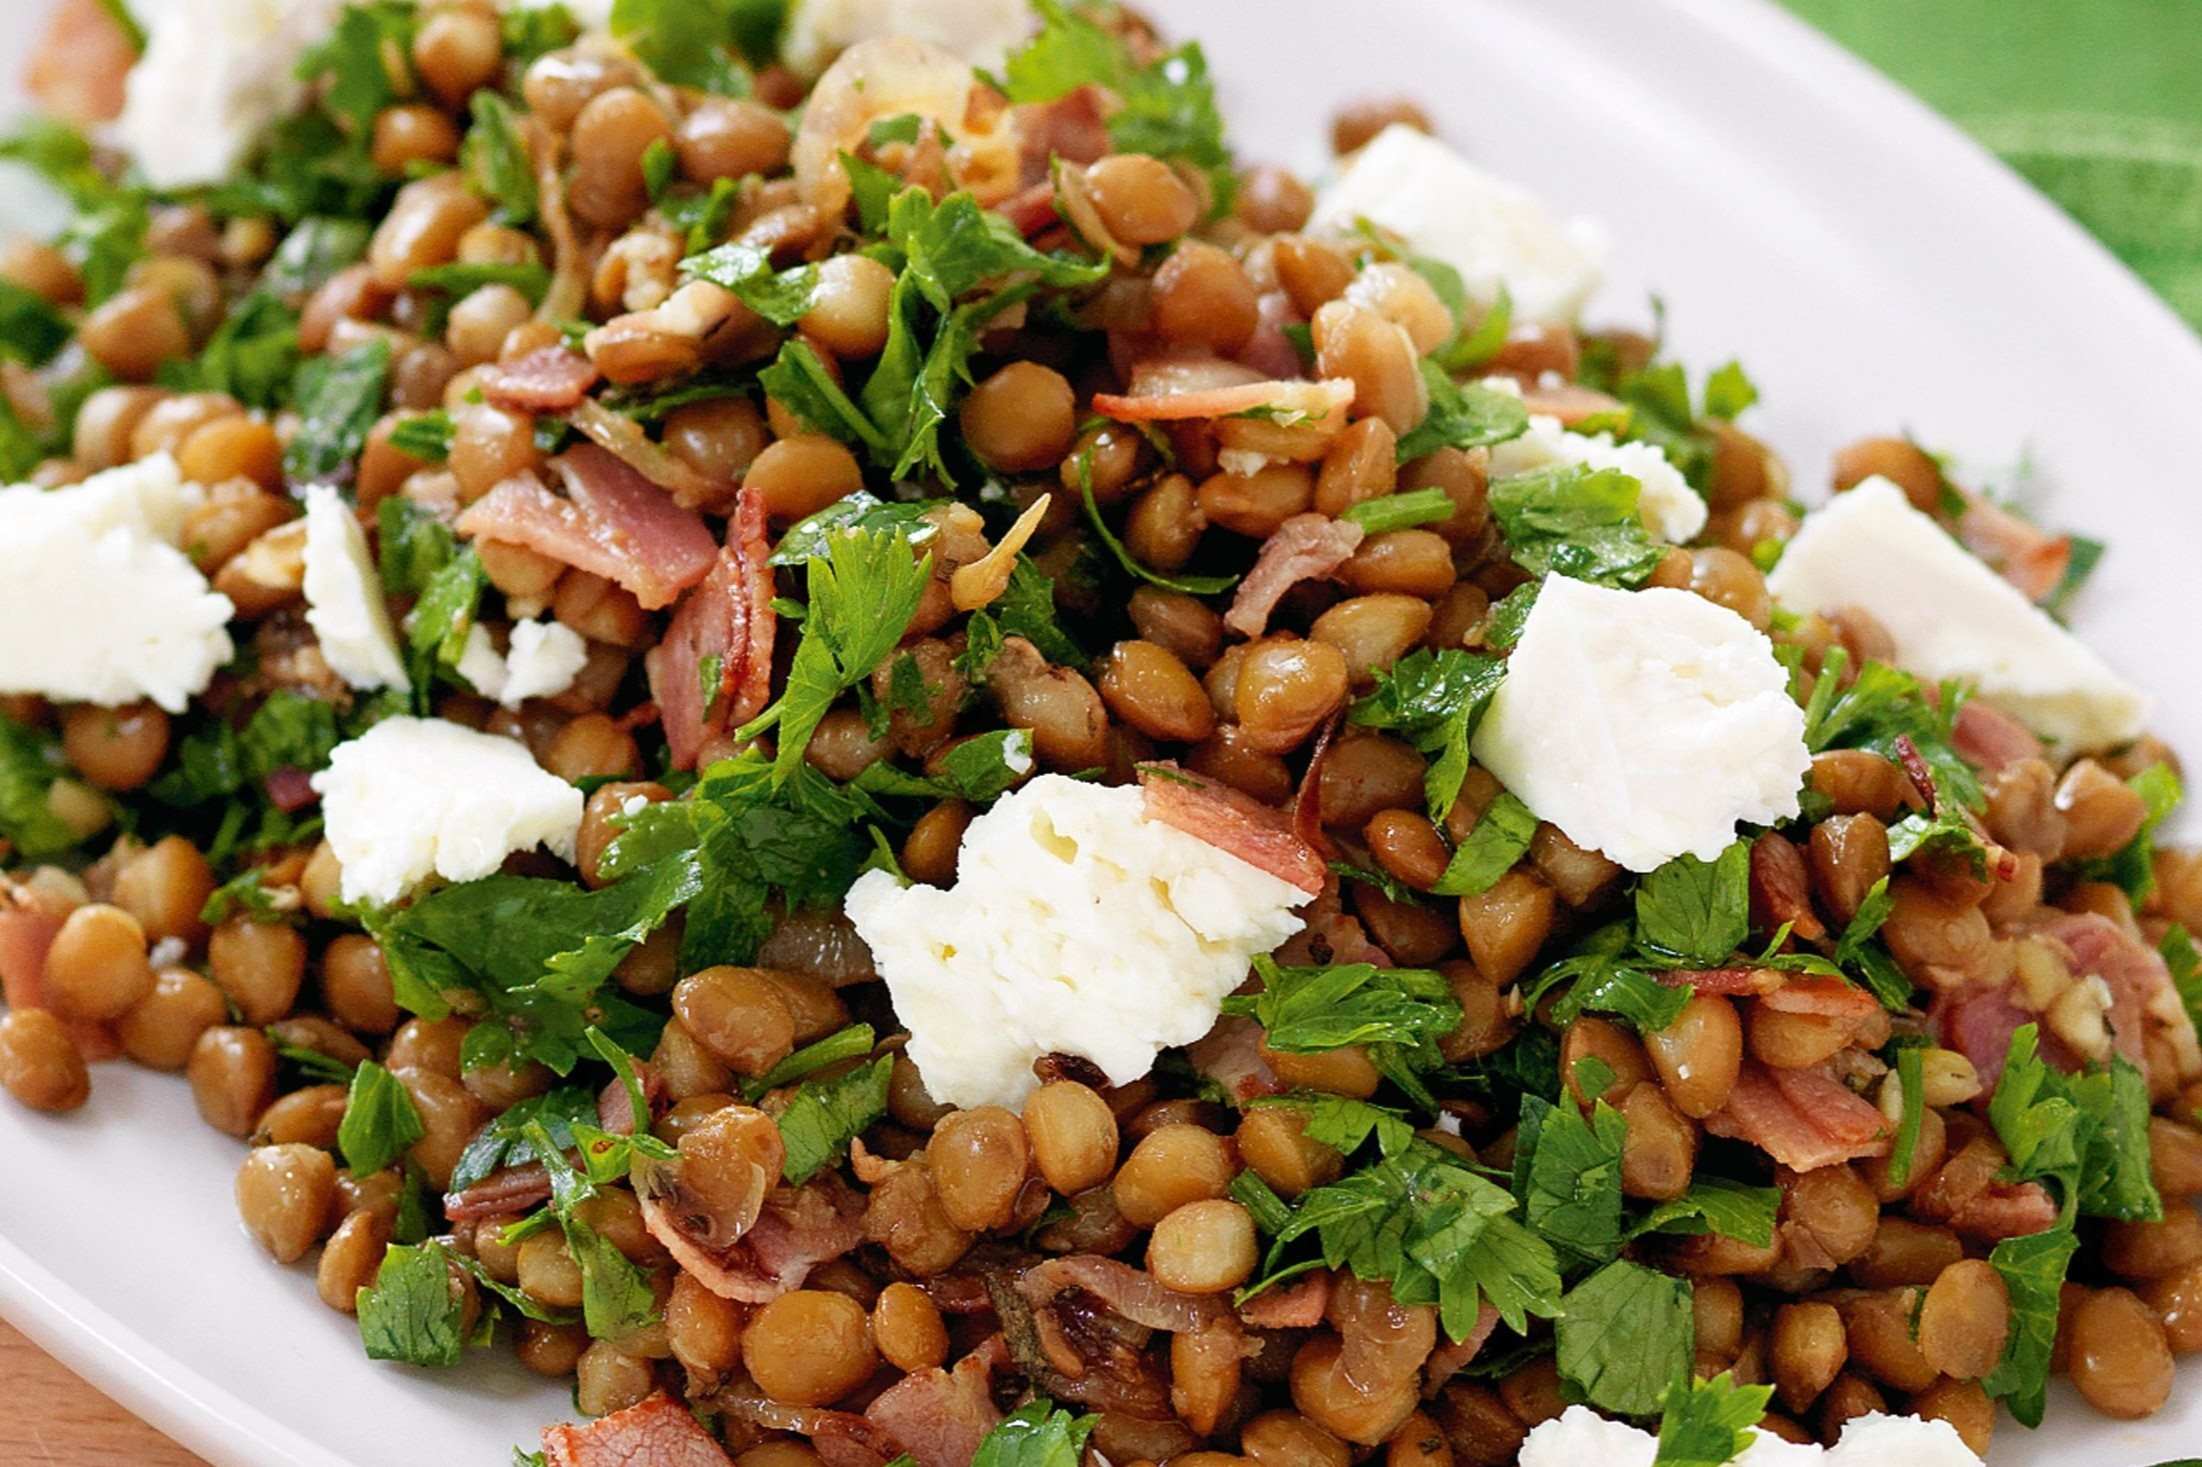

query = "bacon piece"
[[2024, 911, 2194, 1079], [480, 347, 600, 414], [645, 486, 778, 770], [1291, 712, 1342, 858], [24, 0, 134, 126], [1093, 371, 1354, 428], [1224, 513, 1366, 639], [1518, 382, 1623, 425], [542, 1392, 733, 1467], [456, 448, 717, 610], [444, 1164, 552, 1222], [263, 766, 317, 813], [1929, 986, 2078, 1093], [647, 1175, 867, 1303], [1704, 1063, 1889, 1171], [864, 1355, 1002, 1467], [1015, 85, 1112, 187], [1137, 763, 1327, 896], [1957, 494, 2071, 604], [1185, 1016, 1282, 1105], [1236, 291, 1307, 381], [1237, 1270, 1332, 1330], [1759, 975, 1884, 1024], [1952, 699, 2044, 775], [1422, 1302, 1502, 1396], [997, 181, 1062, 237], [1951, 1180, 2060, 1243], [596, 1060, 664, 1136], [1749, 831, 1825, 942], [1657, 967, 1784, 997]]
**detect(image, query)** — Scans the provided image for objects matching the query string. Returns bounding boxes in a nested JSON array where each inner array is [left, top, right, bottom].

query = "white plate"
[[3, 1, 2198, 1464]]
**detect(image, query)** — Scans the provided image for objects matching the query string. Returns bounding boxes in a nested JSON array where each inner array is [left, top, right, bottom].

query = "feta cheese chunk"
[[1520, 1405, 1982, 1466], [1474, 576, 1810, 873], [1488, 413, 1707, 545], [302, 486, 409, 693], [112, 0, 345, 189], [313, 717, 584, 906], [0, 455, 233, 712], [1311, 124, 1604, 326], [844, 774, 1314, 1109], [454, 619, 591, 708], [780, 0, 1034, 75], [1767, 478, 2147, 750]]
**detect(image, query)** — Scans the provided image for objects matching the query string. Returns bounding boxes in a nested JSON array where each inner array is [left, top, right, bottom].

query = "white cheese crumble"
[[1489, 413, 1708, 545], [301, 486, 409, 693], [1310, 124, 1605, 326], [0, 455, 233, 713], [843, 774, 1314, 1110], [1766, 478, 2147, 750], [1521, 1405, 1982, 1466], [454, 619, 592, 708], [111, 0, 346, 190], [780, 0, 1034, 75], [1473, 576, 1810, 873], [312, 716, 584, 907]]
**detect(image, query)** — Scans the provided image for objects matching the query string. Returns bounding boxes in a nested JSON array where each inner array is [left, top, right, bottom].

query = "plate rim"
[[2, 1, 2199, 1464]]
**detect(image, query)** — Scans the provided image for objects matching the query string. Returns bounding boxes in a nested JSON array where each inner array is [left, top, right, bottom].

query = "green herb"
[[1988, 1023, 2160, 1225], [744, 1024, 877, 1100], [1250, 1121, 1561, 1337], [1626, 1176, 1781, 1247], [1520, 923, 1693, 1036], [1440, 1026, 1561, 1110], [610, 0, 754, 95], [523, 1121, 662, 1342], [199, 868, 289, 925], [408, 260, 552, 304], [757, 337, 893, 457], [1442, 286, 1513, 372], [407, 545, 488, 670], [390, 410, 455, 462], [0, 714, 101, 859], [737, 521, 931, 782], [1983, 1225, 2082, 1428], [1651, 1372, 1773, 1467], [2040, 533, 2106, 620], [1699, 361, 1759, 421], [1396, 362, 1531, 462], [339, 1060, 428, 1175], [777, 1054, 894, 1183], [769, 491, 945, 567], [1635, 840, 1750, 964], [146, 691, 350, 861], [2164, 924, 2202, 1041], [0, 280, 70, 366], [999, 0, 1235, 211], [682, 239, 824, 324], [284, 337, 392, 484], [1554, 1258, 1695, 1416], [641, 136, 677, 202], [1340, 487, 1455, 535], [993, 559, 1088, 669], [1078, 463, 1238, 596], [501, 5, 583, 64], [167, 291, 300, 409], [448, 1087, 600, 1192], [1346, 649, 1507, 821], [0, 398, 43, 481], [1222, 956, 1460, 1055], [1886, 1042, 1926, 1188], [1489, 463, 1663, 588], [1513, 1093, 1626, 1265], [969, 1400, 1098, 1467], [298, 4, 419, 142], [854, 728, 1036, 806], [1255, 1094, 1420, 1159], [261, 217, 373, 299], [356, 1240, 466, 1367], [1430, 791, 1536, 897], [462, 92, 538, 225], [1830, 876, 1911, 1010], [1802, 650, 1982, 812], [2075, 761, 2181, 905]]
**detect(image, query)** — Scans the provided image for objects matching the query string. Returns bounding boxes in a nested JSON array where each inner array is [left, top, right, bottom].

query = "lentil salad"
[[0, 3, 2199, 1467]]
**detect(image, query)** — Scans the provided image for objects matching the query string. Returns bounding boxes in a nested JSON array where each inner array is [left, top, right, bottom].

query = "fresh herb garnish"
[[1346, 649, 1507, 821]]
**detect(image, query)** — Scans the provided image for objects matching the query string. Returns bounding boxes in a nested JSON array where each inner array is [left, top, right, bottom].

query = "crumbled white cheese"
[[1521, 1405, 1982, 1466], [312, 716, 584, 906], [301, 486, 409, 693], [1488, 413, 1707, 544], [0, 456, 233, 712], [111, 0, 346, 189], [1766, 478, 2147, 750], [780, 0, 1034, 74], [1473, 576, 1810, 873], [1311, 124, 1605, 326], [454, 619, 590, 708], [843, 774, 1314, 1109]]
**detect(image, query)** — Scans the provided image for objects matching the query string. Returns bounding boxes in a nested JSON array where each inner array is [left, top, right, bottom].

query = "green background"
[[1787, 0, 2202, 329]]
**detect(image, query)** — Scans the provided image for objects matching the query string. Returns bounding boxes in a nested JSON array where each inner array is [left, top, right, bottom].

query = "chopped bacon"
[[1893, 734, 1941, 814], [263, 766, 318, 813], [1759, 976, 1885, 1024], [1093, 371, 1354, 429], [568, 399, 724, 510], [2022, 911, 2192, 1078], [1291, 713, 1343, 859], [864, 1355, 1002, 1467], [1185, 1016, 1282, 1104], [444, 1164, 552, 1222], [1704, 1062, 1889, 1171], [1957, 494, 2071, 604], [1237, 1270, 1332, 1330], [1224, 514, 1366, 639], [647, 1174, 867, 1303], [1749, 831, 1825, 943], [480, 347, 601, 414], [1930, 986, 2078, 1093], [542, 1392, 733, 1467], [1951, 1180, 2060, 1243], [456, 448, 717, 610], [1277, 881, 1394, 967], [1657, 967, 1784, 997], [24, 0, 135, 127], [1422, 1302, 1502, 1396], [1236, 291, 1307, 381], [596, 1060, 664, 1136], [1952, 699, 2044, 775], [1137, 763, 1327, 896], [1015, 86, 1113, 188], [997, 181, 1063, 237], [645, 486, 778, 770], [1517, 382, 1623, 425]]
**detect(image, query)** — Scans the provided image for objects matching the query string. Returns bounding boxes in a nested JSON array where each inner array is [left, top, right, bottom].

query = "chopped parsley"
[[338, 1060, 427, 1175], [1396, 362, 1531, 462], [1554, 1258, 1695, 1416], [1652, 1372, 1773, 1467], [284, 337, 392, 485], [1430, 791, 1537, 897], [356, 1240, 467, 1367], [1488, 463, 1664, 588], [777, 1054, 894, 1184], [1347, 649, 1507, 821], [1633, 840, 1751, 965]]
